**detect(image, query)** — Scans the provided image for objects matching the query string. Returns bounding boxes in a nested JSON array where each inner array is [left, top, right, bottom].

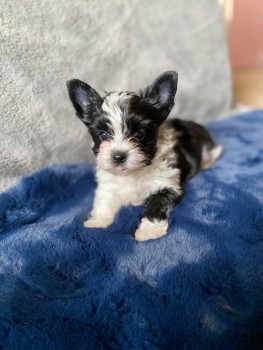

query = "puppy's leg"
[[84, 187, 121, 228], [135, 188, 182, 241]]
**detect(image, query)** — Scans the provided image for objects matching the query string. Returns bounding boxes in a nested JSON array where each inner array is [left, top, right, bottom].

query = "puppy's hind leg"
[[135, 188, 182, 241]]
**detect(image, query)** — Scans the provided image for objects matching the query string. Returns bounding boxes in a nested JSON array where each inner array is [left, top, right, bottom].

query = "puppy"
[[66, 71, 222, 241]]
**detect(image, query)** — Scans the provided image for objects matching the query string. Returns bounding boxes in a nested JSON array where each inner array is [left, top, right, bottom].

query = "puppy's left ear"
[[140, 71, 178, 122]]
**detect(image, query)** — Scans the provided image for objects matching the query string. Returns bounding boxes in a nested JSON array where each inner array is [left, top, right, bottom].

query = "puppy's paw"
[[83, 217, 113, 228], [135, 218, 168, 241]]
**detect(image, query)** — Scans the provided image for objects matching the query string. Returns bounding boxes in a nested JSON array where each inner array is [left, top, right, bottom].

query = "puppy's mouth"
[[110, 164, 129, 176], [102, 163, 142, 176], [115, 165, 126, 172]]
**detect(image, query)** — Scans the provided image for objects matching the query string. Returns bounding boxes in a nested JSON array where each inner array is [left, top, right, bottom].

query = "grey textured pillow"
[[0, 0, 232, 191]]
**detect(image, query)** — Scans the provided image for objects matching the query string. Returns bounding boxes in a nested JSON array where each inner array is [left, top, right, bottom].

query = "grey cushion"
[[0, 0, 232, 191]]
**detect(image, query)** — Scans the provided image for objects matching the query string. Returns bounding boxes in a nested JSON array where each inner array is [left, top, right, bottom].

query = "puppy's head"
[[66, 71, 178, 176]]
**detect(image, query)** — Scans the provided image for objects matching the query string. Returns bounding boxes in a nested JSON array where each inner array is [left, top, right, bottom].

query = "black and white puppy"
[[66, 71, 222, 241]]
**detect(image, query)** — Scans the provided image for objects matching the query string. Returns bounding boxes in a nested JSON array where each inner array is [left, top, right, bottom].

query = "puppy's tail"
[[201, 144, 223, 169]]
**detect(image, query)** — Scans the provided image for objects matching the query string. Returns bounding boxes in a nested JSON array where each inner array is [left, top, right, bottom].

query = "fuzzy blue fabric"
[[0, 111, 263, 350]]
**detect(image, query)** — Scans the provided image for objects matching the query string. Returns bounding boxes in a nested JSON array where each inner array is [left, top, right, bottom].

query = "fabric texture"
[[0, 0, 231, 191], [0, 111, 262, 349]]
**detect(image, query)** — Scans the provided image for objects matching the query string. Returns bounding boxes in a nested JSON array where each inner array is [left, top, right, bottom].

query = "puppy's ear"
[[140, 71, 178, 122], [66, 79, 103, 125]]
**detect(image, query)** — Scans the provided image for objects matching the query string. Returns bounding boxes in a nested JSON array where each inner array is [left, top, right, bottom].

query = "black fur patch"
[[143, 188, 182, 222], [167, 119, 216, 183], [87, 114, 110, 155]]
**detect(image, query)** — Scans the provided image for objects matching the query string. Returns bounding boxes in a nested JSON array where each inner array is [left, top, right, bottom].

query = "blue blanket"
[[0, 111, 263, 350]]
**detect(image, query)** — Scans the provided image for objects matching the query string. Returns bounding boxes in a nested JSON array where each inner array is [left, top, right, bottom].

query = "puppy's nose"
[[112, 151, 127, 164]]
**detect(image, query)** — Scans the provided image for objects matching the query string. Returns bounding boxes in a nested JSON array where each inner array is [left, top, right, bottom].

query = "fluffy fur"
[[67, 72, 222, 240], [0, 111, 263, 349]]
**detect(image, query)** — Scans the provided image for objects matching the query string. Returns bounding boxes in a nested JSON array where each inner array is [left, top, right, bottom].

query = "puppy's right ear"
[[66, 79, 103, 126]]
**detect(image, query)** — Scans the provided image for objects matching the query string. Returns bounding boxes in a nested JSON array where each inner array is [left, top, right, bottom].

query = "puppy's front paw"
[[83, 217, 113, 228], [134, 218, 168, 241]]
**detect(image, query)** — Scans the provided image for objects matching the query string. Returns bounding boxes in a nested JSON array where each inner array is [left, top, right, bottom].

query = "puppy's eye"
[[99, 131, 110, 141], [133, 131, 144, 140]]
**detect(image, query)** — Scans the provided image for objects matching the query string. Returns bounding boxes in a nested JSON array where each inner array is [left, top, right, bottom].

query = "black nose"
[[112, 151, 127, 164]]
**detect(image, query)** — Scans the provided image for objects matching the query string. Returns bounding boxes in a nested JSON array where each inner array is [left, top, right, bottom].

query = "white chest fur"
[[96, 165, 180, 206]]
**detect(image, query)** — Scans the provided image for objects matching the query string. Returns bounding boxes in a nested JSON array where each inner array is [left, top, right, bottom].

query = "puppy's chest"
[[97, 145, 181, 206]]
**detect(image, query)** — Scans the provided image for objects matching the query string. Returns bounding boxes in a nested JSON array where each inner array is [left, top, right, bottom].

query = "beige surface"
[[233, 68, 263, 108]]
